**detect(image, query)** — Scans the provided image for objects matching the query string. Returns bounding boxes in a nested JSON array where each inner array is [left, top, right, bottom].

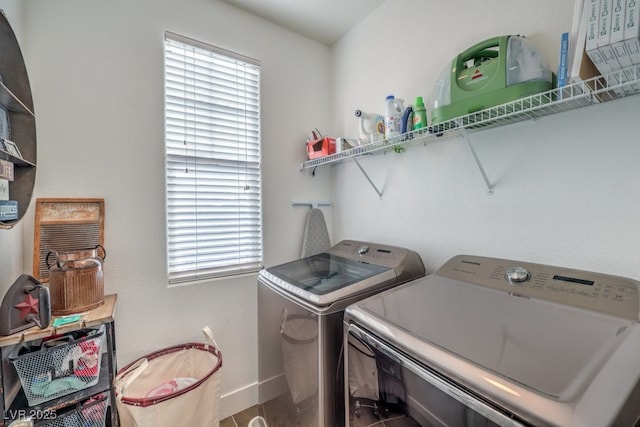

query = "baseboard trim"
[[258, 373, 287, 404], [220, 382, 258, 420], [220, 374, 288, 419]]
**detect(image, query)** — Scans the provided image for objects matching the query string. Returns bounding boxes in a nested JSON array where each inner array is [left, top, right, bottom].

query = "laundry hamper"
[[280, 314, 318, 406], [114, 327, 222, 427]]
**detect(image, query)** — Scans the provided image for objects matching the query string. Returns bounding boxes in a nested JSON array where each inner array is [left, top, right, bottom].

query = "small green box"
[[52, 314, 82, 327]]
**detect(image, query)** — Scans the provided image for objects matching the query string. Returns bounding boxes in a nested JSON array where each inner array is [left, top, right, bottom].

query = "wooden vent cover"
[[33, 198, 105, 283]]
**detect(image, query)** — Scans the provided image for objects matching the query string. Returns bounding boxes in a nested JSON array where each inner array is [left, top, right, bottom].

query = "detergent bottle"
[[401, 105, 414, 135], [354, 110, 385, 144], [384, 95, 404, 140], [412, 96, 428, 131]]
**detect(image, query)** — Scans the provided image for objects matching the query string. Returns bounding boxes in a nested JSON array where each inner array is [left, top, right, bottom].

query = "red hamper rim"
[[117, 342, 222, 407]]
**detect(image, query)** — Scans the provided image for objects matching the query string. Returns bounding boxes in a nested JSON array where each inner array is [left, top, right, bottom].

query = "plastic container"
[[40, 395, 109, 427], [412, 96, 428, 130], [354, 110, 385, 144], [401, 105, 414, 134], [249, 416, 268, 427], [306, 136, 336, 159], [384, 95, 404, 140], [9, 326, 105, 406]]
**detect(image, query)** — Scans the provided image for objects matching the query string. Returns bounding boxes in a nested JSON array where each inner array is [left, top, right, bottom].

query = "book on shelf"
[[0, 158, 13, 181], [611, 0, 637, 94], [599, 0, 629, 96], [598, 0, 620, 70], [568, 0, 601, 85], [0, 179, 8, 201], [624, 0, 640, 66], [611, 0, 632, 72], [573, 0, 640, 96], [0, 199, 17, 221], [586, 0, 609, 75], [623, 0, 640, 92], [558, 32, 570, 88]]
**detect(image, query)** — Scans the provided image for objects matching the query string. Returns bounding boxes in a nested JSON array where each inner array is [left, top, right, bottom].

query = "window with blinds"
[[164, 32, 262, 284]]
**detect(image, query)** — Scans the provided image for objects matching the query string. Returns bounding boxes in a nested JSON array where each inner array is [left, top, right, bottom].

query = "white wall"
[[0, 0, 334, 417], [4, 0, 640, 419], [331, 0, 640, 281]]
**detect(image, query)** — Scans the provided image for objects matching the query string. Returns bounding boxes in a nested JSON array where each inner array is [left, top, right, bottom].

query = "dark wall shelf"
[[0, 10, 37, 229]]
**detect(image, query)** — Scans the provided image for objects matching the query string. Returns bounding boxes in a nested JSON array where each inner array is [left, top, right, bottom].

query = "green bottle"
[[412, 96, 428, 130]]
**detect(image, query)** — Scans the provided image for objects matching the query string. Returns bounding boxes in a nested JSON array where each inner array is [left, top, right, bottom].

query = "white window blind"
[[164, 32, 262, 284]]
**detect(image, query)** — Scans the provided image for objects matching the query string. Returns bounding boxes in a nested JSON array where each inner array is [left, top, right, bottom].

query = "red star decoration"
[[14, 294, 39, 319]]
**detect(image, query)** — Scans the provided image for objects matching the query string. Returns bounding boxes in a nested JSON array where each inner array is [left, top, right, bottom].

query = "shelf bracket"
[[353, 158, 383, 198], [459, 125, 494, 195]]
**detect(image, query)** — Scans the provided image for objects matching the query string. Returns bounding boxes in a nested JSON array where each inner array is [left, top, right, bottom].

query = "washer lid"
[[352, 275, 636, 400], [346, 255, 640, 426], [260, 252, 394, 306]]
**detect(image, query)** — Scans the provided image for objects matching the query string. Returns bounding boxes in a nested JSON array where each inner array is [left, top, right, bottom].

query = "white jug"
[[384, 95, 405, 140], [355, 109, 385, 144]]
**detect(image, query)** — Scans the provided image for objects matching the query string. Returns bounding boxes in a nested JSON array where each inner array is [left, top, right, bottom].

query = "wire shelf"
[[300, 65, 640, 171]]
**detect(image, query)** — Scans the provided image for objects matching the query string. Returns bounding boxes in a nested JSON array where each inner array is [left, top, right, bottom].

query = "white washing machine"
[[344, 255, 640, 426], [258, 240, 425, 427]]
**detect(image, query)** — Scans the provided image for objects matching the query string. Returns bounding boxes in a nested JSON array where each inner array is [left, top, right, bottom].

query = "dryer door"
[[345, 324, 530, 427]]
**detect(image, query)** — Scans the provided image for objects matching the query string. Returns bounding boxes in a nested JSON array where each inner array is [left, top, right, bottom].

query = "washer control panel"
[[505, 266, 531, 283], [437, 255, 640, 321], [330, 240, 415, 269], [357, 245, 370, 255]]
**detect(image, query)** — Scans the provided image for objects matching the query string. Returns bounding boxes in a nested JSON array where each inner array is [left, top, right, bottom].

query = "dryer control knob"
[[357, 245, 369, 255], [505, 266, 530, 284]]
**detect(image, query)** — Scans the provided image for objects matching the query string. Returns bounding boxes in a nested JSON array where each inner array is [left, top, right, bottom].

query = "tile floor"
[[220, 404, 261, 427], [220, 393, 316, 427]]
